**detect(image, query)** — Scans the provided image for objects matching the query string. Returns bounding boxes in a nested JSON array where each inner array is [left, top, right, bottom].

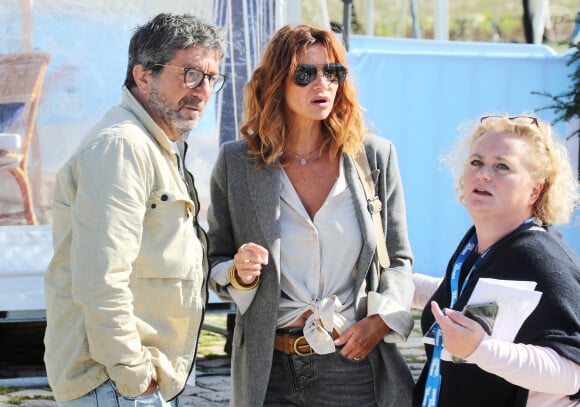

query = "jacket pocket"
[[145, 189, 193, 221], [135, 188, 202, 281]]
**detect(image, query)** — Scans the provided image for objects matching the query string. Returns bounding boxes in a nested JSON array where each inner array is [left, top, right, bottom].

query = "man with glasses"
[[43, 13, 226, 406]]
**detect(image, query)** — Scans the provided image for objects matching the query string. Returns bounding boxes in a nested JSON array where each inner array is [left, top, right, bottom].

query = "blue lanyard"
[[421, 218, 535, 407], [421, 232, 480, 407], [449, 234, 488, 307]]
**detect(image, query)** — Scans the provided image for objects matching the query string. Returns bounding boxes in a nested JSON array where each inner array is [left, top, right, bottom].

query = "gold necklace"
[[295, 152, 315, 165], [289, 147, 319, 165]]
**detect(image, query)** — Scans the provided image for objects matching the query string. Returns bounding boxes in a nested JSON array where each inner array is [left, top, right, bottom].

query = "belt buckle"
[[293, 335, 315, 356]]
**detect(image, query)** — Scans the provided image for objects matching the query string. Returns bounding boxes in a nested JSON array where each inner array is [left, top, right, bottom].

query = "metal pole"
[[342, 0, 353, 51], [434, 0, 448, 40], [320, 0, 330, 30], [410, 0, 421, 39], [532, 0, 549, 44], [366, 0, 374, 36], [522, 0, 534, 43]]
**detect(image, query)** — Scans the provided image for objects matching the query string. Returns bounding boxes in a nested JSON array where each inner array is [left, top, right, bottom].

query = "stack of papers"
[[436, 278, 543, 362], [466, 278, 542, 343]]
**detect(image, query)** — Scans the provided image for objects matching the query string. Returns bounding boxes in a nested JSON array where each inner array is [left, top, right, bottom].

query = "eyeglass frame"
[[154, 64, 227, 93], [480, 115, 539, 127], [293, 63, 348, 87]]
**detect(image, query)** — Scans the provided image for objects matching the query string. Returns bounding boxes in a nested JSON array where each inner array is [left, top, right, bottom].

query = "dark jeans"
[[264, 348, 377, 407]]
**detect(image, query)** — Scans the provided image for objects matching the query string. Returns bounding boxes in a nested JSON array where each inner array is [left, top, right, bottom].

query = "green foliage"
[[198, 313, 227, 357], [5, 395, 23, 405], [0, 387, 22, 395], [535, 42, 580, 139], [5, 394, 54, 405]]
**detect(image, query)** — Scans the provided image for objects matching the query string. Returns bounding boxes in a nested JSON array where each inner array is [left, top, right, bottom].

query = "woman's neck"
[[286, 122, 322, 150], [284, 125, 324, 163], [473, 213, 533, 253]]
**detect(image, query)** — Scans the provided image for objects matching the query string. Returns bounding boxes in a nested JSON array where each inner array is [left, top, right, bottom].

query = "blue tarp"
[[346, 35, 578, 275]]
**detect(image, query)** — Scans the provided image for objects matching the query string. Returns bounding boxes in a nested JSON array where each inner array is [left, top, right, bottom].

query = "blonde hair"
[[240, 24, 367, 168], [443, 114, 579, 224]]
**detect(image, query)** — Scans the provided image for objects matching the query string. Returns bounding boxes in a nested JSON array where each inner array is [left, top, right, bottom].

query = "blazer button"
[[161, 194, 168, 201]]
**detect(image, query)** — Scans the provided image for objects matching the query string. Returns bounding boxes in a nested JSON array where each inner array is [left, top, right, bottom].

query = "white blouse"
[[276, 156, 361, 354]]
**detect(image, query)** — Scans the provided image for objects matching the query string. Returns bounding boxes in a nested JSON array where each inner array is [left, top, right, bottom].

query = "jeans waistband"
[[275, 327, 304, 336]]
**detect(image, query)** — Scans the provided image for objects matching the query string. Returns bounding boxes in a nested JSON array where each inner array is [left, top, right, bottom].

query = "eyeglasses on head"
[[480, 115, 539, 127]]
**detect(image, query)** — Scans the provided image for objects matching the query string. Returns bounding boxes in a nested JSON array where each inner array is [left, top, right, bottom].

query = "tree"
[[536, 42, 580, 141]]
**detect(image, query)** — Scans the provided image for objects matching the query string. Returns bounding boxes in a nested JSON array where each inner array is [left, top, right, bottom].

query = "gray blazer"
[[207, 134, 415, 407]]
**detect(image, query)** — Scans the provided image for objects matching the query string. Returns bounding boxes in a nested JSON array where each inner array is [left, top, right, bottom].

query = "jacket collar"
[[121, 86, 174, 155]]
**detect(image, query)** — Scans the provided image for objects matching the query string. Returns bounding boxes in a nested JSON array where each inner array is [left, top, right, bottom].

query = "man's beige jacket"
[[44, 87, 207, 401]]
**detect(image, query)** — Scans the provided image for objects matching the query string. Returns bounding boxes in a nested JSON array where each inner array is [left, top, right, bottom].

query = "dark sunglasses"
[[293, 63, 347, 87], [480, 115, 539, 127]]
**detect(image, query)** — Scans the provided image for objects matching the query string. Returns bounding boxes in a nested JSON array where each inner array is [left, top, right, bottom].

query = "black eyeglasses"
[[293, 63, 347, 87], [154, 64, 227, 93], [480, 115, 539, 127]]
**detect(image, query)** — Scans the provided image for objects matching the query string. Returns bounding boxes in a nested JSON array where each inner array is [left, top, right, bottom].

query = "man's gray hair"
[[124, 13, 226, 89]]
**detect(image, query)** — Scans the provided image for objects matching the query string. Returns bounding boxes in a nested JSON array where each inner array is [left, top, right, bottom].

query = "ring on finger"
[[353, 357, 361, 361]]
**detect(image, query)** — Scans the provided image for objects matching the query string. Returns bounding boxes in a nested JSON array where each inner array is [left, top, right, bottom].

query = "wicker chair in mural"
[[0, 52, 50, 225]]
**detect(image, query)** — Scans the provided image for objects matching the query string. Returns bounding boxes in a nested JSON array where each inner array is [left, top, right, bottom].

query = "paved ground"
[[0, 317, 426, 407]]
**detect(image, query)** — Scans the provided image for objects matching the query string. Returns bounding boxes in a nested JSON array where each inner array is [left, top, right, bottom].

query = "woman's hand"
[[334, 315, 389, 361], [233, 242, 269, 286], [431, 301, 485, 359]]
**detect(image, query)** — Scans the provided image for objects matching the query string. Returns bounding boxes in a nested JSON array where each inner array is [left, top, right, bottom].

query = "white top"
[[212, 157, 404, 354], [276, 157, 361, 354], [412, 273, 580, 406]]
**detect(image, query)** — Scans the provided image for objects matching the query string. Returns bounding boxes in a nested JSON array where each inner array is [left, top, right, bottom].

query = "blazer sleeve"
[[366, 137, 415, 340], [206, 142, 259, 310], [207, 144, 236, 301]]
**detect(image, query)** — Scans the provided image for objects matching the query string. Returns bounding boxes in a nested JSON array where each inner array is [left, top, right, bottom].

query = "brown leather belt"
[[274, 330, 314, 356], [274, 328, 338, 356]]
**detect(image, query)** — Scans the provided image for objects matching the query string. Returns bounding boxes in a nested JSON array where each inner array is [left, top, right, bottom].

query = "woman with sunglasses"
[[207, 24, 415, 406], [412, 115, 580, 406]]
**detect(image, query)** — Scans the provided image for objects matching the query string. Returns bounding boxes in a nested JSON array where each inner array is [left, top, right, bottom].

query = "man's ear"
[[133, 64, 151, 93]]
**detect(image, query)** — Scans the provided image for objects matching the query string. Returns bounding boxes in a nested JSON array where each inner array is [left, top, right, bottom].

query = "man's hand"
[[142, 369, 158, 395]]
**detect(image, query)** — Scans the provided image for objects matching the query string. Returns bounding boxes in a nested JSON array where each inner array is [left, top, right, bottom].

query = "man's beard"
[[149, 79, 202, 136]]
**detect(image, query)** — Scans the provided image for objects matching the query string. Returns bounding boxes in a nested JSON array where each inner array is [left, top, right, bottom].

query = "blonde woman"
[[413, 115, 580, 407]]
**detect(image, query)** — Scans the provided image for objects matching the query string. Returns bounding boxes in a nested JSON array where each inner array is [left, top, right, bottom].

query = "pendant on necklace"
[[292, 148, 317, 165]]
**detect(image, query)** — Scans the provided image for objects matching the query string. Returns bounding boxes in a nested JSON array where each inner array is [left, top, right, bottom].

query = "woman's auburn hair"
[[240, 24, 367, 168]]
